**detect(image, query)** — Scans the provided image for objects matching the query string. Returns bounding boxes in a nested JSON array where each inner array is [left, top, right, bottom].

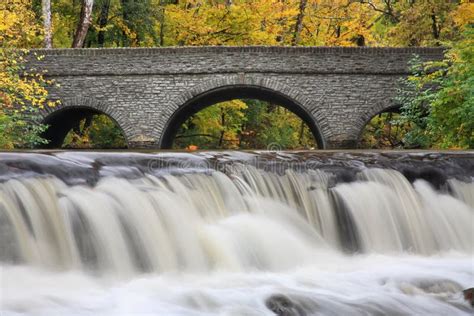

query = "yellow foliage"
[[23, 0, 468, 49], [165, 0, 301, 46], [0, 0, 56, 112], [115, 19, 139, 46], [163, 0, 390, 47], [0, 0, 42, 47], [451, 1, 474, 28]]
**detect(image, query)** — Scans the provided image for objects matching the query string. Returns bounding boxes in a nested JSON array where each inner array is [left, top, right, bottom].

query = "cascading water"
[[0, 151, 473, 315]]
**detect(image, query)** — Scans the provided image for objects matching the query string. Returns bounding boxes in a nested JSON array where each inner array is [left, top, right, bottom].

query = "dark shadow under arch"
[[357, 105, 402, 148], [159, 85, 325, 149], [41, 106, 128, 148], [357, 106, 401, 142]]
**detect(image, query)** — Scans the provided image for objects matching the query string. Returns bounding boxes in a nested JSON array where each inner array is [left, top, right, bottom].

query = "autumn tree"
[[42, 0, 53, 48], [396, 25, 474, 149], [0, 0, 55, 148], [292, 0, 307, 45], [72, 0, 94, 47], [44, 1, 473, 49]]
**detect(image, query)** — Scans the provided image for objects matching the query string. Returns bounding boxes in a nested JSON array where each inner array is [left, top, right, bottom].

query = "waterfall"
[[0, 152, 473, 315], [1, 161, 472, 274]]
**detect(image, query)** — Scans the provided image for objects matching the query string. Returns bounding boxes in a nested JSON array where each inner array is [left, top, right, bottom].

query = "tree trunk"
[[97, 0, 110, 47], [291, 0, 307, 46], [298, 121, 304, 146], [218, 110, 226, 148], [42, 0, 53, 48], [72, 0, 94, 48], [159, 4, 165, 46], [120, 0, 130, 46], [431, 13, 440, 40], [355, 35, 365, 46]]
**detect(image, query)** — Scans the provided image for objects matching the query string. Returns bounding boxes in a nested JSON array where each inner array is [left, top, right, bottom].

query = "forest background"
[[1, 0, 472, 149]]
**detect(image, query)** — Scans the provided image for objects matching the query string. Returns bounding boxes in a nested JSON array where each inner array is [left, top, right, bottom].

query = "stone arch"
[[40, 97, 131, 148], [157, 76, 330, 149]]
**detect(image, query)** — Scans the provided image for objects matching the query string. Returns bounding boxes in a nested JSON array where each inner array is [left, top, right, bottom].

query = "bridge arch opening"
[[358, 107, 408, 149], [41, 107, 128, 149], [160, 85, 324, 150]]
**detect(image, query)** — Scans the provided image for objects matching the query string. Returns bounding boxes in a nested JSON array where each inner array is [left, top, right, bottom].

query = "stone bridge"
[[28, 46, 444, 149]]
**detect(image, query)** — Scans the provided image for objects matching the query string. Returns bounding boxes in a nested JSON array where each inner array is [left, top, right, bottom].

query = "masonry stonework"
[[28, 46, 444, 149]]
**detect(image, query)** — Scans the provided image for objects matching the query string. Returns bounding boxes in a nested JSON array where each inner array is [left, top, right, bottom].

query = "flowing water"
[[0, 151, 473, 315]]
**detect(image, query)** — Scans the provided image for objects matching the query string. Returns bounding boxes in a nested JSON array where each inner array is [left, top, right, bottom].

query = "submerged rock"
[[265, 294, 307, 316], [402, 167, 448, 190], [464, 288, 474, 307]]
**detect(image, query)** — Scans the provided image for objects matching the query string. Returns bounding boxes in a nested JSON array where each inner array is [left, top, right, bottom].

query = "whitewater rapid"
[[2, 255, 472, 315], [0, 151, 473, 315]]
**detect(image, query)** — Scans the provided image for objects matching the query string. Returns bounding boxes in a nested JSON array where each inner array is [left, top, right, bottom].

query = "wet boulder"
[[464, 288, 474, 307], [265, 294, 306, 316], [402, 166, 447, 190]]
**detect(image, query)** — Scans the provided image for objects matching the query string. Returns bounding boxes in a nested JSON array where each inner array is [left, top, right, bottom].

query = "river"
[[0, 151, 473, 315]]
